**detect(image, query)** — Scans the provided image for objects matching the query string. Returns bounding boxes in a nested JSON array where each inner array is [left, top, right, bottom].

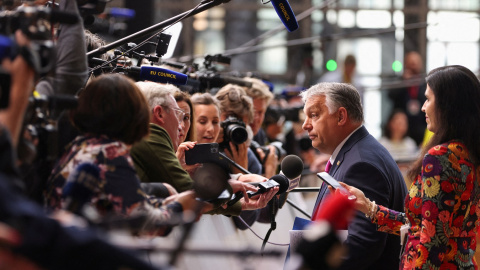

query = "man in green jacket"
[[131, 82, 277, 216]]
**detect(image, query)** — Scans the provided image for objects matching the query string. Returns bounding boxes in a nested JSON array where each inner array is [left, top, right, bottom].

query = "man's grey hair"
[[135, 81, 180, 111], [299, 82, 364, 123]]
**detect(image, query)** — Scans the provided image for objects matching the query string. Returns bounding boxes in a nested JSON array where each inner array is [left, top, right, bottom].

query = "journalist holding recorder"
[[339, 65, 480, 269], [130, 82, 277, 216], [301, 82, 408, 269]]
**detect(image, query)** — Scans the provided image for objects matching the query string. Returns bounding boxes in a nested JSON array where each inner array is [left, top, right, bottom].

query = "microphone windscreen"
[[270, 0, 299, 32], [270, 174, 290, 194], [139, 66, 188, 85], [192, 162, 230, 201], [281, 155, 304, 179]]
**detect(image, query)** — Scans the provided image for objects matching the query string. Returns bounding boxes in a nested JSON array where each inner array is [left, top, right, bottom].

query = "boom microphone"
[[126, 66, 188, 85], [270, 0, 298, 32]]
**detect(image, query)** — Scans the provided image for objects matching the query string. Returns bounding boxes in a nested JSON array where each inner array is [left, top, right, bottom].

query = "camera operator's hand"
[[225, 141, 248, 174], [176, 141, 201, 175], [0, 30, 35, 147], [256, 145, 279, 178], [241, 187, 279, 211]]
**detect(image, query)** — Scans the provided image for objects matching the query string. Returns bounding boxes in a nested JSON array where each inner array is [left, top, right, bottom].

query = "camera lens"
[[225, 124, 248, 144]]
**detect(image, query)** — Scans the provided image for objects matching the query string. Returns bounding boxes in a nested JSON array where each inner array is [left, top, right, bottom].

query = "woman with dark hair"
[[44, 74, 196, 235], [379, 109, 418, 162], [340, 65, 480, 269]]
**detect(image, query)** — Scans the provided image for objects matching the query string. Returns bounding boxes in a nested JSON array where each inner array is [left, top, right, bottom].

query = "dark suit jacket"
[[388, 82, 427, 145], [313, 126, 408, 270]]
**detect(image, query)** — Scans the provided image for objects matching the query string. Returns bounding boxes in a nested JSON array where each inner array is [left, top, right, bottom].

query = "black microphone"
[[248, 174, 289, 197], [227, 174, 289, 207], [277, 154, 303, 209], [281, 154, 304, 192], [125, 65, 188, 85], [62, 163, 100, 217], [191, 73, 253, 88], [270, 0, 298, 32]]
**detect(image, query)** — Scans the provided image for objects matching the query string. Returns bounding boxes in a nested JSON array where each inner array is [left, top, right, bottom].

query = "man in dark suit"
[[388, 51, 427, 146], [301, 82, 408, 270]]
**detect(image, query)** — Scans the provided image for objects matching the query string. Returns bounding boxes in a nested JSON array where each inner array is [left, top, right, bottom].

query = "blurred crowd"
[[0, 0, 462, 269]]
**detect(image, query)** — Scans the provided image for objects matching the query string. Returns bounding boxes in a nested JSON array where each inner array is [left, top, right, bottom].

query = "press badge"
[[399, 223, 410, 258]]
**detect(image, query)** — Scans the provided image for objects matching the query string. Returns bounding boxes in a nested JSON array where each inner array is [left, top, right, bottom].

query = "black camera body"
[[0, 6, 64, 76], [219, 116, 248, 151], [250, 140, 286, 164]]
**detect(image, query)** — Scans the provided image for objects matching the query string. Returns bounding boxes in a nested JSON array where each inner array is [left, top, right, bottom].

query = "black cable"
[[286, 198, 311, 219], [261, 196, 278, 255]]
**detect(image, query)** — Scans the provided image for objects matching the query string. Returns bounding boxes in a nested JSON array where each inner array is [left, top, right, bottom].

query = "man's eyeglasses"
[[164, 106, 185, 122]]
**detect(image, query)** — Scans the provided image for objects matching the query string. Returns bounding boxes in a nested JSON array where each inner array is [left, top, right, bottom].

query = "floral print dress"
[[44, 135, 181, 235], [371, 140, 480, 270]]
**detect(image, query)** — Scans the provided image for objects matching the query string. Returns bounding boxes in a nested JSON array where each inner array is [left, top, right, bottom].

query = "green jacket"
[[131, 123, 193, 192], [131, 123, 242, 216]]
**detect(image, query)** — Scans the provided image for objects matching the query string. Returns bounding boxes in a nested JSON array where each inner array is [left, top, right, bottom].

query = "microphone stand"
[[87, 0, 231, 58], [260, 196, 278, 255], [168, 201, 206, 266]]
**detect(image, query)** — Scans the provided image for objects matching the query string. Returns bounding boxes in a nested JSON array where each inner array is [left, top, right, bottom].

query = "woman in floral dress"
[[341, 65, 480, 269], [44, 74, 196, 235]]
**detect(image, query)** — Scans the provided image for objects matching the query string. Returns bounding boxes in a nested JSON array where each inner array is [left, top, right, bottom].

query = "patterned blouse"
[[44, 135, 182, 235], [371, 140, 480, 270]]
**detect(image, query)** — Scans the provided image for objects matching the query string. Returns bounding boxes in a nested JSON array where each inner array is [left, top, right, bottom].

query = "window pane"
[[446, 43, 479, 71], [356, 38, 382, 75], [394, 0, 404, 9], [258, 32, 287, 74], [356, 10, 391, 28], [430, 0, 479, 10], [359, 0, 391, 9], [428, 11, 480, 42], [426, 42, 446, 71], [338, 10, 356, 28], [364, 88, 382, 138]]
